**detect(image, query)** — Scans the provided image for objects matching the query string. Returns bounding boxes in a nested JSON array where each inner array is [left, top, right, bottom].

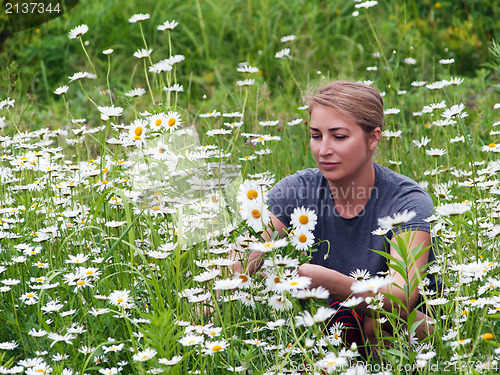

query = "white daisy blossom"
[[129, 13, 150, 23], [351, 276, 393, 294], [68, 71, 89, 82], [280, 35, 296, 43], [236, 79, 255, 86], [249, 238, 288, 253], [377, 210, 416, 229], [290, 206, 317, 231], [158, 355, 182, 365], [381, 130, 402, 138], [158, 20, 179, 30], [54, 86, 69, 95], [103, 49, 114, 55], [125, 88, 146, 97], [133, 48, 153, 59], [98, 105, 123, 118], [425, 148, 447, 157], [442, 103, 468, 119], [275, 48, 291, 59], [290, 227, 315, 250], [435, 202, 471, 216], [355, 1, 378, 9], [237, 64, 259, 73], [295, 306, 336, 326], [68, 24, 89, 39], [132, 348, 157, 361], [384, 108, 400, 115]]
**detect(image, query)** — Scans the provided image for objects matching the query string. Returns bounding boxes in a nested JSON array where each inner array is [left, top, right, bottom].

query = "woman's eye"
[[310, 135, 321, 139], [335, 135, 347, 139]]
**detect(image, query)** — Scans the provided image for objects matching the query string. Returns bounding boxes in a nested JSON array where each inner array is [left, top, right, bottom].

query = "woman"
[[246, 80, 436, 350]]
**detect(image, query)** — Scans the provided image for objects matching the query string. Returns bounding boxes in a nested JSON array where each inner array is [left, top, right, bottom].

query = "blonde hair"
[[303, 80, 384, 132]]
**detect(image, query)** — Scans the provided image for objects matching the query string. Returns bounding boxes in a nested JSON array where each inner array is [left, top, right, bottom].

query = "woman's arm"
[[298, 230, 433, 338], [232, 214, 288, 276]]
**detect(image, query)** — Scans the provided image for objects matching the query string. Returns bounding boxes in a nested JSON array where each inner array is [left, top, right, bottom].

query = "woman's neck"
[[328, 162, 376, 218]]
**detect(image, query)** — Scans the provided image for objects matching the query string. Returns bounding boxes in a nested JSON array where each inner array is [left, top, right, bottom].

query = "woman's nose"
[[319, 139, 333, 156]]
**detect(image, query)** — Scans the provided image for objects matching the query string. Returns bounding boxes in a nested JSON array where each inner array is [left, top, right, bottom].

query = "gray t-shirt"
[[267, 163, 435, 281]]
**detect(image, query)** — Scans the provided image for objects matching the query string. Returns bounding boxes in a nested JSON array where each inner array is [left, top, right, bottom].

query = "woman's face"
[[309, 105, 381, 186]]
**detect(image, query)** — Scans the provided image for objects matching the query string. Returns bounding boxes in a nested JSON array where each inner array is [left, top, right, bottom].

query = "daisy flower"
[[163, 83, 184, 92], [125, 88, 146, 97], [149, 113, 167, 130], [355, 1, 379, 9], [199, 110, 221, 118], [241, 202, 271, 232], [268, 294, 293, 310], [54, 85, 69, 95], [133, 48, 153, 59], [377, 210, 416, 229], [129, 13, 150, 23], [425, 148, 447, 157], [351, 276, 393, 294], [280, 35, 296, 42], [158, 355, 182, 365], [202, 340, 228, 355], [290, 206, 317, 231], [435, 202, 471, 216], [439, 58, 455, 64], [237, 180, 267, 206], [237, 64, 259, 73], [157, 20, 179, 30], [404, 57, 417, 64], [132, 348, 156, 362], [236, 79, 255, 86], [287, 118, 303, 126], [441, 103, 467, 119], [259, 120, 279, 127], [68, 24, 89, 39], [102, 49, 114, 55], [68, 71, 89, 82], [248, 239, 288, 256], [165, 111, 181, 131], [179, 335, 204, 347], [128, 119, 148, 142], [290, 227, 315, 250], [275, 48, 291, 59]]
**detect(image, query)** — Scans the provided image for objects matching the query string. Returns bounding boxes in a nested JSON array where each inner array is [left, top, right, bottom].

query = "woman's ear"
[[369, 127, 382, 151]]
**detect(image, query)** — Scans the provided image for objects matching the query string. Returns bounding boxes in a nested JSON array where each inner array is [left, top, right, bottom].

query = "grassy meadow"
[[1, 0, 500, 373]]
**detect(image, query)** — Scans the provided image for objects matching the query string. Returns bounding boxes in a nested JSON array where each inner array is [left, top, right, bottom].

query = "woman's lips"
[[320, 162, 340, 170]]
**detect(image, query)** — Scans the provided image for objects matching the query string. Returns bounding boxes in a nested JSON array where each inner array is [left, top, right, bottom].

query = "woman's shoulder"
[[374, 163, 428, 193]]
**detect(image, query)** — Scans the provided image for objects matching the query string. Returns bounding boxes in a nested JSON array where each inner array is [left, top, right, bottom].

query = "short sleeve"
[[389, 187, 433, 237], [266, 175, 299, 227]]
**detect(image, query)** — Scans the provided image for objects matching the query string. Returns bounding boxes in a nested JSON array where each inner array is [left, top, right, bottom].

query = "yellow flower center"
[[489, 143, 496, 148], [298, 234, 307, 243], [251, 209, 261, 219], [290, 281, 298, 286], [77, 280, 85, 286], [102, 180, 109, 184], [239, 275, 249, 282], [135, 127, 143, 136], [299, 215, 309, 225], [155, 119, 162, 126], [152, 206, 161, 211], [482, 333, 494, 340], [247, 189, 258, 200], [117, 298, 124, 303], [168, 118, 176, 127], [212, 345, 223, 352], [27, 293, 34, 298], [159, 147, 166, 154], [134, 135, 141, 140]]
